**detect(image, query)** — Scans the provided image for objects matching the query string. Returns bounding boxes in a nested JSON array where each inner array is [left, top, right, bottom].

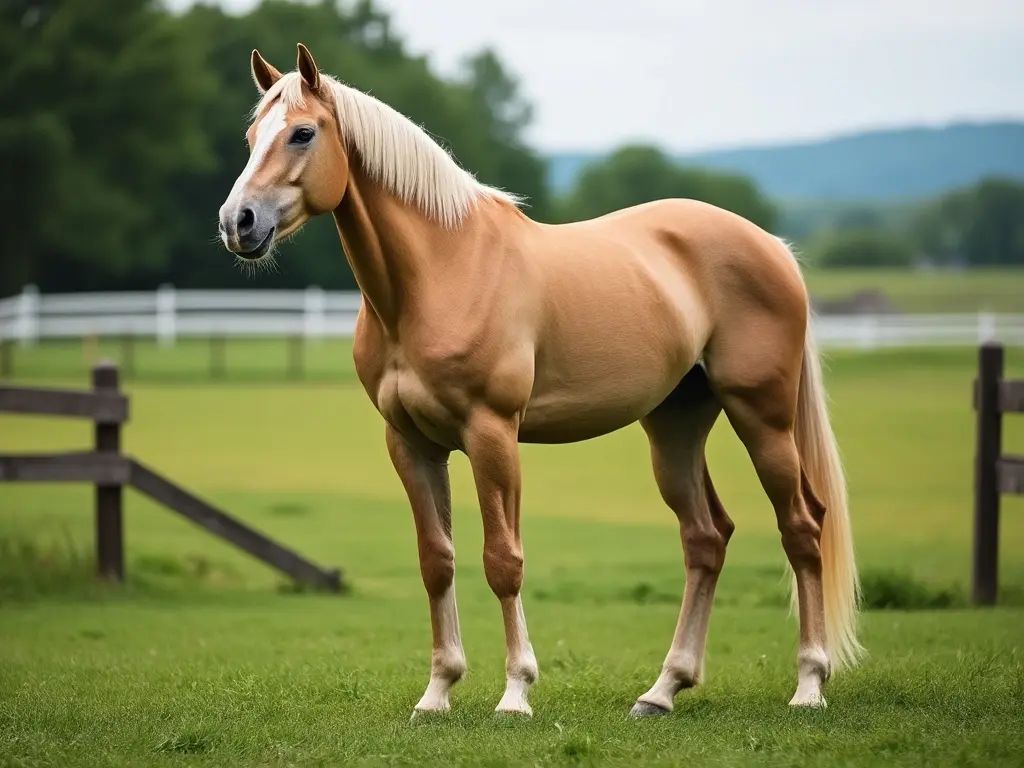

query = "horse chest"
[[374, 360, 465, 450]]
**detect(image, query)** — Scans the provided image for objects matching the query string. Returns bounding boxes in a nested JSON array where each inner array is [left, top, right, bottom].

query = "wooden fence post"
[[973, 341, 1003, 606], [93, 361, 124, 581]]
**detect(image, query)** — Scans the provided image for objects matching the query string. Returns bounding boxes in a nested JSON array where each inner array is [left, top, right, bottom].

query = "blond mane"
[[253, 71, 523, 228]]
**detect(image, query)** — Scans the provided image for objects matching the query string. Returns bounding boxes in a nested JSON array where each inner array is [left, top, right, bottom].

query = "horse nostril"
[[237, 207, 255, 236]]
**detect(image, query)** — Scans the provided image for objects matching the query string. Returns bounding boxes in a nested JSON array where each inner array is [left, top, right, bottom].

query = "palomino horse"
[[218, 43, 863, 718]]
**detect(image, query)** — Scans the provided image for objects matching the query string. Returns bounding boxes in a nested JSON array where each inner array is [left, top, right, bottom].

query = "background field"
[[803, 268, 1024, 314], [2, 344, 1024, 766]]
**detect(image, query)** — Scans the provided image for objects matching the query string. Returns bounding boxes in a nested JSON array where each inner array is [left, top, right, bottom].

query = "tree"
[[0, 0, 556, 294], [913, 177, 1024, 267], [812, 229, 916, 269], [556, 145, 777, 232], [959, 179, 1024, 267], [457, 49, 550, 219], [162, 0, 553, 290], [0, 0, 214, 295]]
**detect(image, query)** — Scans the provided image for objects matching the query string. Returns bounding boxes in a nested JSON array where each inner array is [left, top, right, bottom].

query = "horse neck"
[[331, 168, 454, 336]]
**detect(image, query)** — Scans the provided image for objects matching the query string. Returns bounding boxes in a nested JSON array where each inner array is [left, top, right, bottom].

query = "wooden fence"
[[972, 341, 1024, 605], [0, 361, 344, 592]]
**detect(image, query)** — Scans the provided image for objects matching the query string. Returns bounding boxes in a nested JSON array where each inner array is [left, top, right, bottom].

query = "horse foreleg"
[[463, 408, 538, 716], [385, 424, 466, 716]]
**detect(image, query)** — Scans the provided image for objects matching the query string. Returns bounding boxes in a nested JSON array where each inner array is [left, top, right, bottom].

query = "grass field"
[[803, 267, 1024, 314], [2, 344, 1024, 766]]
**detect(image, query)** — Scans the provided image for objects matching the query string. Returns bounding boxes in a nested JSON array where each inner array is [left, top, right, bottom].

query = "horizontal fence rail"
[[0, 384, 129, 422], [2, 286, 1023, 358]]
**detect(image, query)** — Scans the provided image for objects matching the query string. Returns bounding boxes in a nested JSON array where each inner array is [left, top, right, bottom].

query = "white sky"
[[167, 0, 1024, 153]]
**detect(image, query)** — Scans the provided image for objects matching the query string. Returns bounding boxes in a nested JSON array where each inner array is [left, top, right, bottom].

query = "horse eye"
[[289, 127, 315, 145]]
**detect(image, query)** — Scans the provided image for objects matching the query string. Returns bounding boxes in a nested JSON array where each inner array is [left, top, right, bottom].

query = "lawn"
[[1, 345, 1023, 766], [803, 267, 1024, 314]]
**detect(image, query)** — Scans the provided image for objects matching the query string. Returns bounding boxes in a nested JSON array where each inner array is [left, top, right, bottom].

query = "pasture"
[[2, 343, 1024, 766], [803, 267, 1024, 314]]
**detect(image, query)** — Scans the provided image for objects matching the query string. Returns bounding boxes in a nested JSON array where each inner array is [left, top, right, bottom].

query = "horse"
[[217, 43, 864, 719]]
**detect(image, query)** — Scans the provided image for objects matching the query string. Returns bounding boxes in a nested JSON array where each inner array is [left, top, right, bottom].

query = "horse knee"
[[419, 537, 455, 597], [483, 541, 524, 598]]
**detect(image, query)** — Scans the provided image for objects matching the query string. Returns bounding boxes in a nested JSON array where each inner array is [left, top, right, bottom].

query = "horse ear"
[[251, 49, 282, 94], [296, 42, 321, 93]]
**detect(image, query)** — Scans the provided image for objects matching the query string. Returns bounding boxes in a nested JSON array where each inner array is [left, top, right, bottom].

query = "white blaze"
[[220, 102, 287, 241]]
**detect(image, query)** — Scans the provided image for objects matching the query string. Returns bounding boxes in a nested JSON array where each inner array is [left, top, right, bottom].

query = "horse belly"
[[518, 241, 707, 444], [520, 321, 697, 444]]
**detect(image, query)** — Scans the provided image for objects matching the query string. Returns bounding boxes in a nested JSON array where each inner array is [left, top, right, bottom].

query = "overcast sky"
[[167, 0, 1024, 153]]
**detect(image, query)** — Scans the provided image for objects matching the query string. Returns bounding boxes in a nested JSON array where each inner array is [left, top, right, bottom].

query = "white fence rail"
[[1, 285, 1023, 350]]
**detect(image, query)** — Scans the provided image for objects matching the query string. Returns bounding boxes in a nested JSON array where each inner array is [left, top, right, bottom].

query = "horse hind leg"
[[630, 364, 734, 717], [717, 384, 831, 705], [705, 310, 862, 708]]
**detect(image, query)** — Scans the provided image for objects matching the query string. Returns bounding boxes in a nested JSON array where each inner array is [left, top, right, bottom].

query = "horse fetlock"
[[666, 651, 702, 690], [507, 655, 539, 686], [415, 643, 466, 713], [798, 646, 831, 683], [433, 647, 467, 683], [634, 653, 700, 714], [414, 675, 457, 713], [789, 645, 830, 708]]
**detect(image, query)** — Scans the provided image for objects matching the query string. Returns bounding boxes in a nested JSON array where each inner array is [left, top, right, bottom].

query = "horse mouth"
[[238, 227, 276, 260]]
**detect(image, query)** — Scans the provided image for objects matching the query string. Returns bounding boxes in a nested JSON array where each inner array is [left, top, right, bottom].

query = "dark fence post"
[[973, 341, 1003, 606], [93, 361, 124, 581]]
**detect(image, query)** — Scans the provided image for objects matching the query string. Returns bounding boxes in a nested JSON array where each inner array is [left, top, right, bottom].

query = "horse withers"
[[217, 43, 863, 719]]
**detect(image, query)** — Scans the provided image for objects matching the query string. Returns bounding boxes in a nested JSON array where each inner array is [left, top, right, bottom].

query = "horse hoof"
[[629, 701, 671, 719], [788, 691, 827, 708], [410, 707, 449, 723], [494, 705, 533, 718]]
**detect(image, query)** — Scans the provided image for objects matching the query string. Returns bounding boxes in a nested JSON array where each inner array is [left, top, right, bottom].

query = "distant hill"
[[546, 122, 1024, 201]]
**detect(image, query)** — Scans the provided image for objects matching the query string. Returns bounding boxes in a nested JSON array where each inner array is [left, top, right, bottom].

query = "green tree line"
[[797, 177, 1024, 269], [2, 0, 1021, 298], [1, 0, 554, 295]]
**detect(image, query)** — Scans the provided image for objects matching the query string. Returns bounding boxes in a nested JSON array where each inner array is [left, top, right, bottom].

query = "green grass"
[[803, 267, 1024, 313], [0, 336, 357, 383], [2, 345, 1024, 766]]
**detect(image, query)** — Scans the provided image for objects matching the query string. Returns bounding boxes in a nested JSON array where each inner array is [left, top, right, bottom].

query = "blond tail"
[[792, 309, 865, 671]]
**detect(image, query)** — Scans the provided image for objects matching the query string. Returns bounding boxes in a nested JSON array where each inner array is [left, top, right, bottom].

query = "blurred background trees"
[[0, 0, 550, 295], [1, 0, 1022, 298], [553, 145, 777, 232]]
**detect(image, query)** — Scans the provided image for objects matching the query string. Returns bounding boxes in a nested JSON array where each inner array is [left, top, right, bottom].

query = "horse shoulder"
[[352, 301, 389, 397]]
